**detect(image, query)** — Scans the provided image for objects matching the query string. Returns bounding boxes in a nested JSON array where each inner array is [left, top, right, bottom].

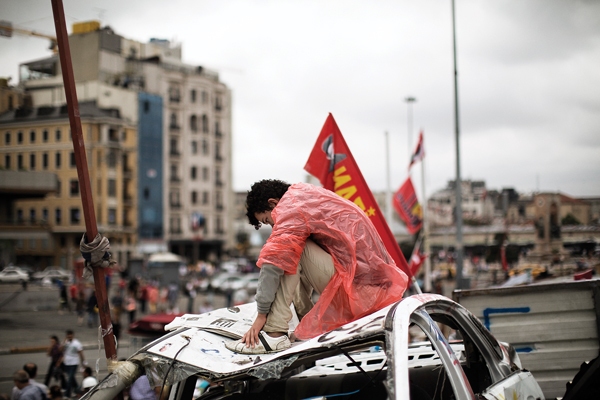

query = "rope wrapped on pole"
[[80, 233, 116, 279]]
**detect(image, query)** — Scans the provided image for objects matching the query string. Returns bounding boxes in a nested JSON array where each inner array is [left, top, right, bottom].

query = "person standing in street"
[[61, 330, 86, 398], [44, 336, 65, 389], [12, 364, 47, 400], [11, 370, 45, 400]]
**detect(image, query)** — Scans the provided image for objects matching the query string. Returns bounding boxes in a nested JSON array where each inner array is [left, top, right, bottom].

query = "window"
[[170, 137, 179, 155], [55, 152, 61, 168], [108, 179, 117, 197], [4, 132, 10, 145], [190, 115, 198, 132], [191, 191, 198, 204], [191, 89, 197, 103], [215, 121, 221, 137], [43, 130, 49, 142], [55, 129, 61, 142], [17, 131, 23, 144], [202, 91, 208, 104], [144, 101, 150, 113], [30, 154, 36, 170], [70, 151, 76, 168], [55, 208, 62, 225], [215, 142, 222, 160], [202, 191, 209, 205], [202, 139, 209, 155], [202, 114, 209, 133], [30, 208, 36, 223], [170, 113, 179, 129], [107, 150, 117, 168], [4, 154, 10, 169], [143, 187, 150, 200], [191, 141, 197, 154], [202, 166, 209, 181], [56, 180, 61, 197], [170, 164, 179, 181], [17, 154, 23, 169], [17, 209, 23, 223], [70, 179, 79, 196], [30, 130, 36, 143], [70, 208, 81, 224], [191, 166, 197, 180], [108, 208, 116, 225], [42, 153, 48, 169], [42, 208, 48, 222]]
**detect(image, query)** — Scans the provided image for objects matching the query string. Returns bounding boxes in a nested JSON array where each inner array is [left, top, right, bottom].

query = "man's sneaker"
[[225, 331, 291, 354]]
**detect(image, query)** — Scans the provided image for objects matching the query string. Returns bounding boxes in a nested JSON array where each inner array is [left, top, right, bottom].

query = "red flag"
[[393, 177, 423, 235], [304, 113, 411, 277], [408, 130, 425, 170], [408, 247, 427, 276]]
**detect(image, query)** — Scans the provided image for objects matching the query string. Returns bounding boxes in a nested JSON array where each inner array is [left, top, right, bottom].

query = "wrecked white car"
[[82, 294, 545, 399]]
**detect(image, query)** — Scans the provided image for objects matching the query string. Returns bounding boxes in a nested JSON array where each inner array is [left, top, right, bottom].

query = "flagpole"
[[409, 231, 423, 294], [385, 131, 393, 226], [420, 135, 432, 292]]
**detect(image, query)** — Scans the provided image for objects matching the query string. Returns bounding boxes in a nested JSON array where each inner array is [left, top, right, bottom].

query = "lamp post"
[[451, 0, 465, 288], [405, 97, 417, 168]]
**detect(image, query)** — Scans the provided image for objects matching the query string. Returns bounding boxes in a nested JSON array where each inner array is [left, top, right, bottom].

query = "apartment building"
[[0, 101, 137, 269], [16, 22, 233, 265]]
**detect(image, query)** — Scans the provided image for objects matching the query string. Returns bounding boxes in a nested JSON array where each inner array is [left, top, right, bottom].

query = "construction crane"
[[0, 20, 58, 52]]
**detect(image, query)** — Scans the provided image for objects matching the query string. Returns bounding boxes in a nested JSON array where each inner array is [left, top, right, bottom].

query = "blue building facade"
[[138, 93, 164, 239]]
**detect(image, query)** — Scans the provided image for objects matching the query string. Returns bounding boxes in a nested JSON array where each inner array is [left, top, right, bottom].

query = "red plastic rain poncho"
[[257, 183, 409, 339]]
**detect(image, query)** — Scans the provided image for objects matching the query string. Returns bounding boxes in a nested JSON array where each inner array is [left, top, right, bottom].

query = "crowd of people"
[[5, 327, 161, 400], [6, 330, 96, 400]]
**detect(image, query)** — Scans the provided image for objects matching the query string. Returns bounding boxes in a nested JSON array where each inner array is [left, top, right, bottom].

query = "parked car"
[[209, 272, 259, 294], [0, 268, 30, 283], [32, 268, 71, 282], [2, 265, 33, 278], [80, 294, 546, 400]]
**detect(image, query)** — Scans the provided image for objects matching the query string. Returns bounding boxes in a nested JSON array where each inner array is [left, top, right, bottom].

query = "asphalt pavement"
[[0, 286, 229, 396]]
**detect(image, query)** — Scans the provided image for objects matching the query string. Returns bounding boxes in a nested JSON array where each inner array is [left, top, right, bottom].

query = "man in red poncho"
[[225, 179, 408, 354]]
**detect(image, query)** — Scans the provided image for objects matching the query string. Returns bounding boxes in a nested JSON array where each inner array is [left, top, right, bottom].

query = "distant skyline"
[[1, 0, 599, 198]]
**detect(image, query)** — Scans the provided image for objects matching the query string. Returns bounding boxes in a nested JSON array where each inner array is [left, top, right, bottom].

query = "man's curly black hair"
[[246, 179, 291, 229]]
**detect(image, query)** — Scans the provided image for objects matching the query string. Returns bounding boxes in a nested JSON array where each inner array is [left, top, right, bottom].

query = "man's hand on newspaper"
[[241, 313, 267, 347]]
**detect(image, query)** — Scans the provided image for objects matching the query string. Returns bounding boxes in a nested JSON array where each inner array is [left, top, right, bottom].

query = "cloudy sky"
[[2, 0, 599, 198]]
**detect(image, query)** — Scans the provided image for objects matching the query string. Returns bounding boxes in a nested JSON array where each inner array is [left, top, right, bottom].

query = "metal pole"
[[50, 0, 118, 365], [420, 139, 432, 292], [385, 131, 393, 226], [451, 0, 465, 288], [405, 97, 416, 172]]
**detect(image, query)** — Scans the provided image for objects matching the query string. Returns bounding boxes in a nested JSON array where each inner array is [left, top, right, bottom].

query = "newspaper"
[[164, 302, 299, 339]]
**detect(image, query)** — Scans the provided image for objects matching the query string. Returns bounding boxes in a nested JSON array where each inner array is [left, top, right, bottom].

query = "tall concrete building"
[[2, 22, 233, 268]]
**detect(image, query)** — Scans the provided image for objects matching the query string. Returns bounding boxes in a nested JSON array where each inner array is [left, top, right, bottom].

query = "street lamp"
[[405, 97, 417, 165]]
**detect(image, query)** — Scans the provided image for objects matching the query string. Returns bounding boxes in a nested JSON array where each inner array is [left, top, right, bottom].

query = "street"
[[0, 285, 229, 396]]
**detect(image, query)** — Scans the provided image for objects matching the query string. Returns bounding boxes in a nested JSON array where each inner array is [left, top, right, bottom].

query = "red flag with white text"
[[304, 113, 410, 277], [408, 130, 425, 170], [393, 177, 423, 235]]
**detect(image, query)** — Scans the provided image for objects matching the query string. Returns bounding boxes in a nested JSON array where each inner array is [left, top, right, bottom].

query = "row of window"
[[4, 151, 75, 171], [5, 129, 63, 145], [169, 87, 218, 106], [168, 215, 225, 235], [15, 206, 119, 226], [169, 138, 224, 159], [169, 113, 223, 136]]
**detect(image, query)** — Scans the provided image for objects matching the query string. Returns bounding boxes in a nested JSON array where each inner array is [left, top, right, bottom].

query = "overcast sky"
[[2, 0, 599, 198]]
